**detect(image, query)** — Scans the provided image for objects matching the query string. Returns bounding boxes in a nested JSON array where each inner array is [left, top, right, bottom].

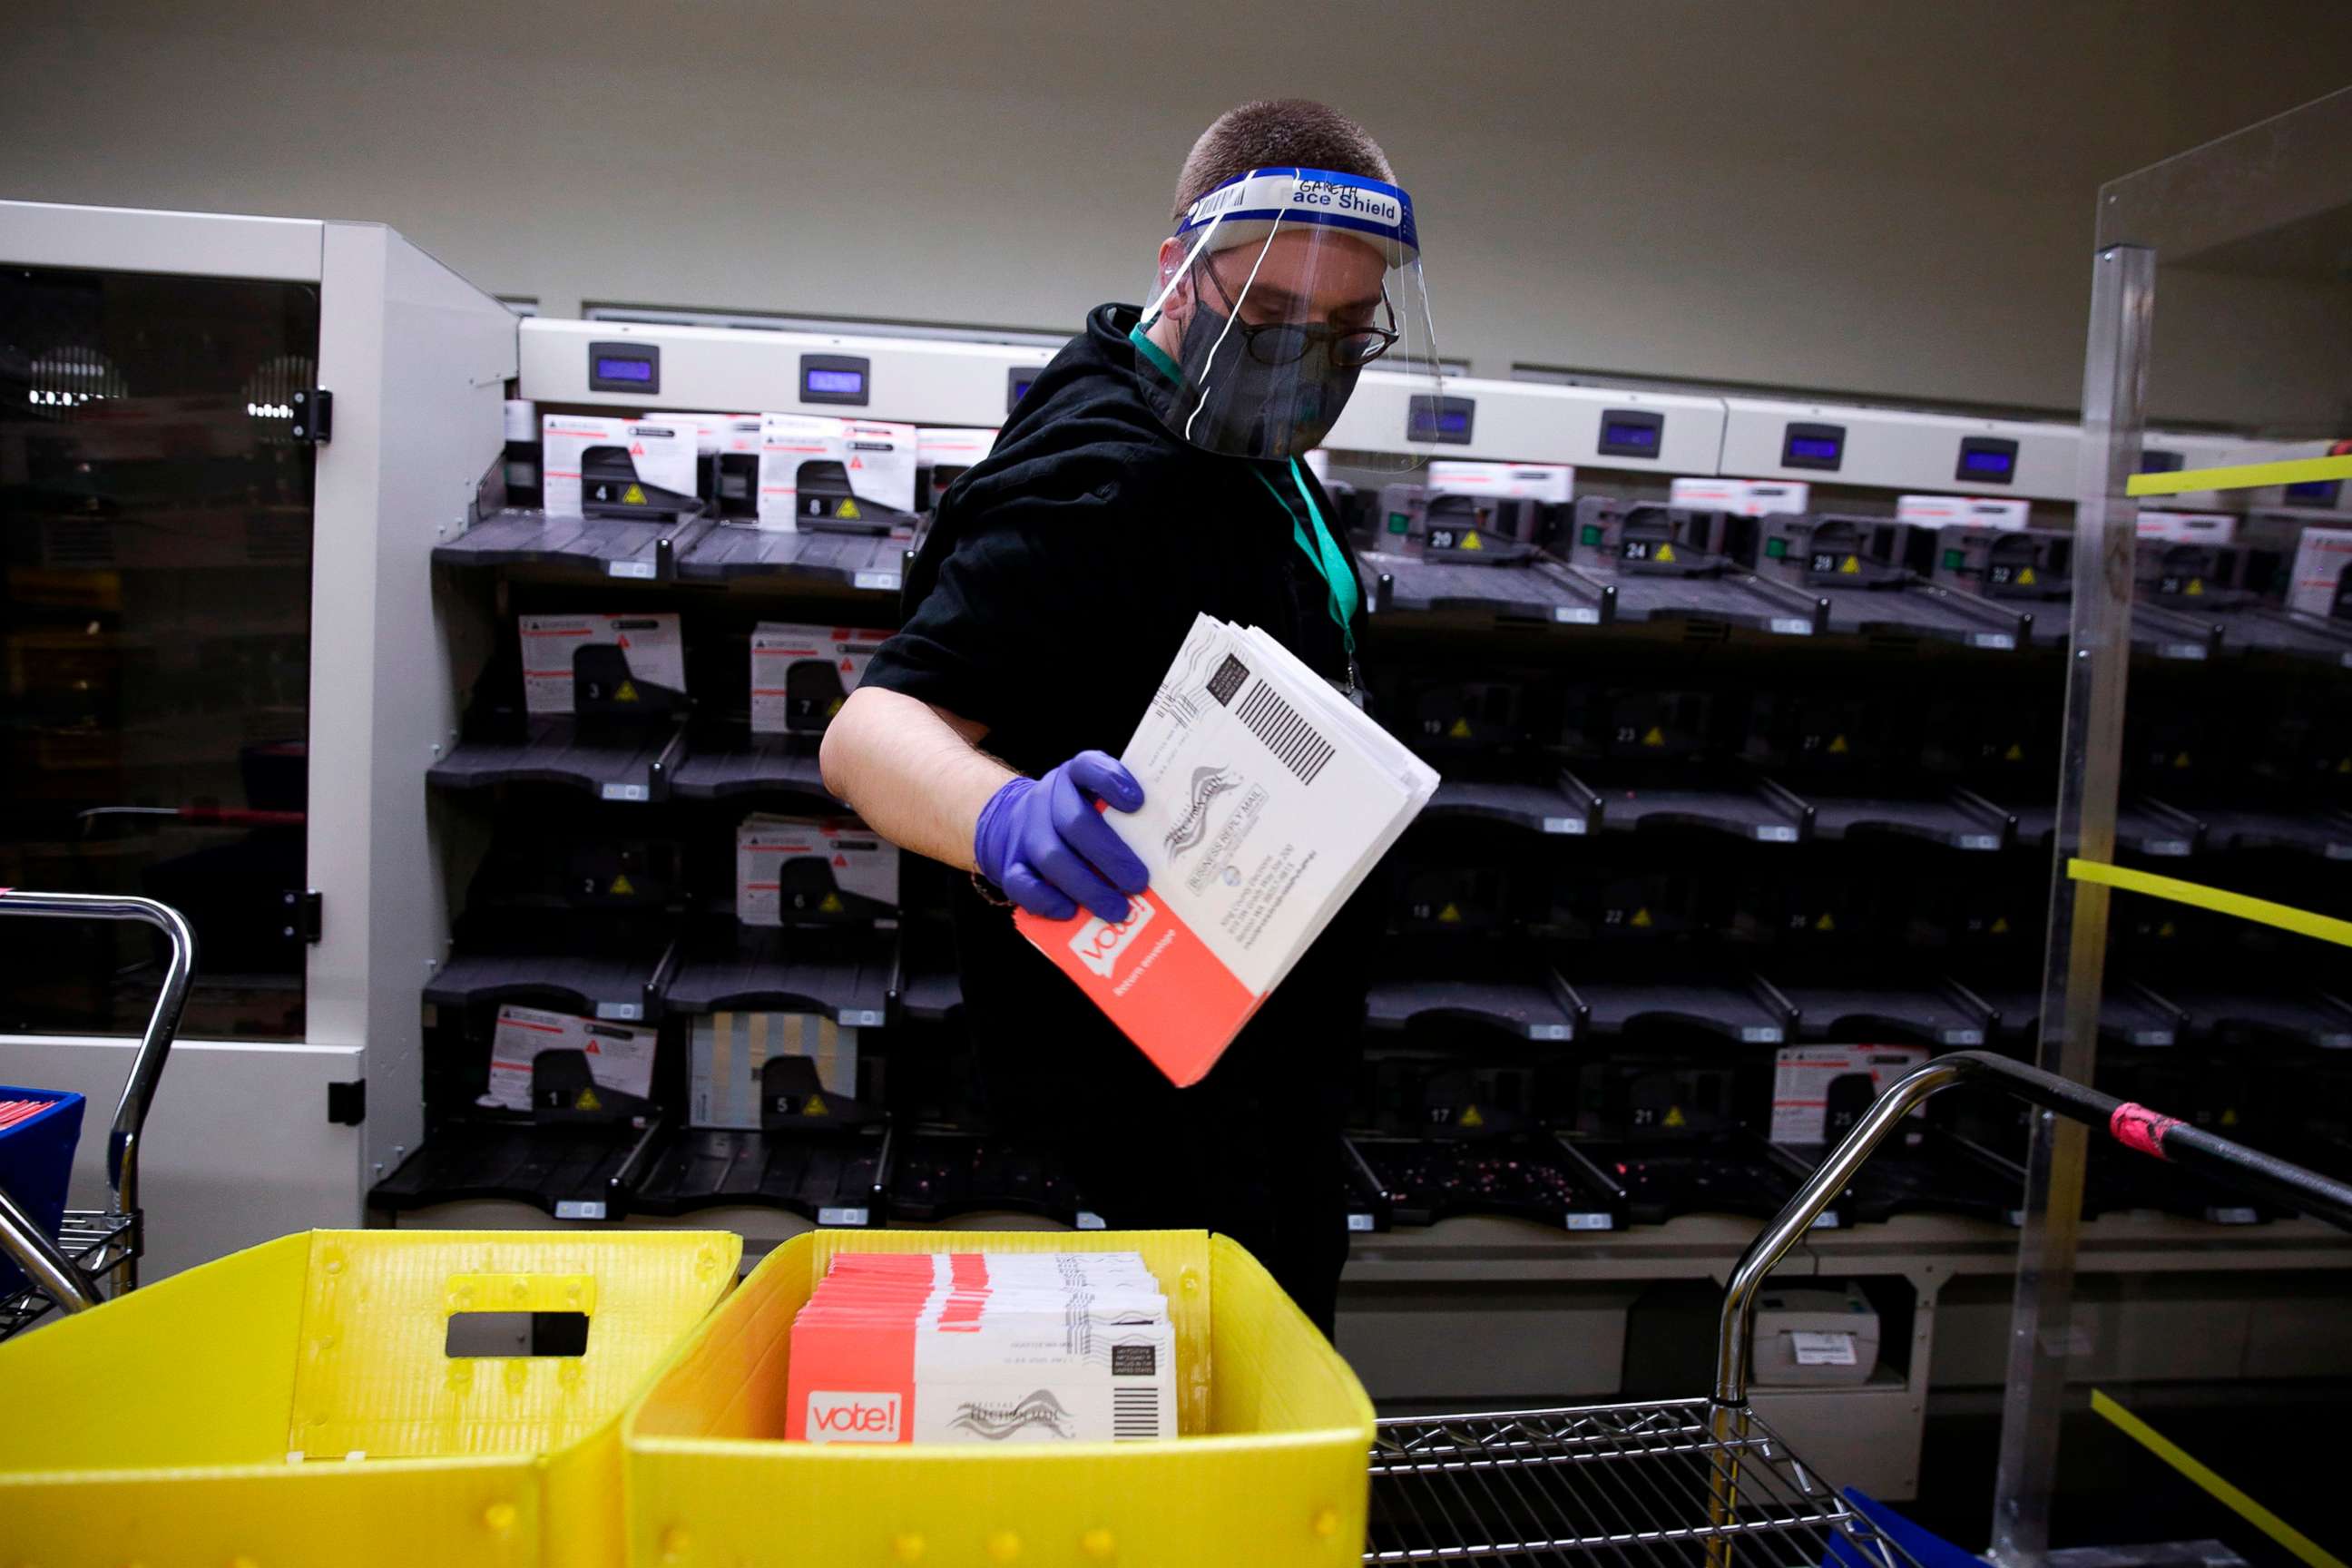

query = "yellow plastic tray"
[[0, 1228, 740, 1567], [623, 1229, 1376, 1567]]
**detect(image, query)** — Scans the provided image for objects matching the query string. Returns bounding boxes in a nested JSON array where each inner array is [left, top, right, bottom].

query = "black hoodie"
[[862, 303, 1371, 1324], [868, 302, 1360, 763]]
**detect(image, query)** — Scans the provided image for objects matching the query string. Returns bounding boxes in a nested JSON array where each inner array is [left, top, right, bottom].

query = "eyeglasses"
[[1198, 255, 1399, 370]]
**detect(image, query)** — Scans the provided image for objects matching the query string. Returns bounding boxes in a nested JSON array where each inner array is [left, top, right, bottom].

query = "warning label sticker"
[[480, 1004, 656, 1112], [519, 612, 685, 716], [1769, 1044, 1927, 1144]]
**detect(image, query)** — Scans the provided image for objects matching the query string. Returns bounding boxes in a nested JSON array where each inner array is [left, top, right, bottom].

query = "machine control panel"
[[1409, 394, 1476, 446], [799, 353, 871, 407], [1597, 407, 1664, 459], [1779, 421, 1847, 472], [1955, 436, 2020, 485], [587, 341, 660, 395]]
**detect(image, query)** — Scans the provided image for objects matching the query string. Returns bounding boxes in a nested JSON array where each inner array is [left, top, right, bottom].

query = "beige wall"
[[5, 1, 2347, 424]]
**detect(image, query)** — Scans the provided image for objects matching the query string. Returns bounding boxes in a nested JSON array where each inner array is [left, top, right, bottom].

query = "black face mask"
[[1146, 302, 1364, 461]]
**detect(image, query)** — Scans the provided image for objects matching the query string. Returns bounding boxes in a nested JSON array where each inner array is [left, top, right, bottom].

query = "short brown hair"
[[1171, 100, 1395, 223]]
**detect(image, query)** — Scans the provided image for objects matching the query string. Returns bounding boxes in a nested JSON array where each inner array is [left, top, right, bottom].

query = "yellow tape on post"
[[2091, 1389, 2347, 1568], [2125, 454, 2352, 497], [2068, 858, 2352, 947]]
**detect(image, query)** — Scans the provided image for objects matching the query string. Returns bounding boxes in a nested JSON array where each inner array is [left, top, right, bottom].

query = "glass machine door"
[[2, 266, 321, 1040]]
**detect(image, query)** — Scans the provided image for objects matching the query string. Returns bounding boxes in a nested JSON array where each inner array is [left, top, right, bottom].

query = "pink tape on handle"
[[2111, 1102, 2183, 1160]]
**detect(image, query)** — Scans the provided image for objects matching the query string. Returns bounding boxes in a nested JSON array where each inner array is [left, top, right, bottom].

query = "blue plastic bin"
[[0, 1088, 87, 1295]]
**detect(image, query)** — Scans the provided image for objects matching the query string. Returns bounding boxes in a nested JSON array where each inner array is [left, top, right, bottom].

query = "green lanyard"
[[1129, 323, 1358, 662], [1251, 458, 1359, 661]]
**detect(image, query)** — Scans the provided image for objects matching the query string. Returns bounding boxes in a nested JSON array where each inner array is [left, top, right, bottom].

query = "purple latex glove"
[[973, 750, 1148, 922]]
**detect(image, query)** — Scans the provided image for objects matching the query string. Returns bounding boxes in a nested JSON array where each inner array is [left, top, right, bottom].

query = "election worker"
[[823, 99, 1438, 1332]]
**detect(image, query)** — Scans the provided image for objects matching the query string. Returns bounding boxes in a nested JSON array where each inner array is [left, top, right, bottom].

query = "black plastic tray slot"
[[425, 940, 680, 1024], [1561, 973, 1795, 1044], [2128, 602, 2226, 662], [675, 524, 911, 593], [2007, 796, 2202, 858], [1365, 968, 1583, 1041], [1565, 1131, 1839, 1228], [1798, 786, 2015, 851], [432, 507, 718, 582], [1359, 551, 1615, 626], [1815, 580, 2031, 650], [1587, 569, 1828, 638], [1975, 980, 2186, 1047], [1422, 771, 1603, 837], [1785, 1125, 2024, 1225], [429, 716, 687, 803], [369, 1118, 663, 1220], [886, 1129, 1094, 1227], [662, 926, 897, 1025], [669, 731, 838, 803], [630, 1124, 890, 1223], [2162, 987, 2352, 1050], [1771, 977, 1995, 1047], [2146, 801, 2352, 858], [2205, 604, 2352, 668], [1572, 768, 1813, 845], [1348, 1132, 1628, 1231]]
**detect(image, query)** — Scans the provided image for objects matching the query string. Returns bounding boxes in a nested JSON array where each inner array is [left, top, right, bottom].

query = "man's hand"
[[818, 689, 1149, 921], [972, 750, 1148, 922]]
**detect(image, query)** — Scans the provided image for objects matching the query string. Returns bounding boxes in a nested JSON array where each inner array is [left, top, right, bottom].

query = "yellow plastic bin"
[[622, 1229, 1377, 1567], [0, 1228, 740, 1567]]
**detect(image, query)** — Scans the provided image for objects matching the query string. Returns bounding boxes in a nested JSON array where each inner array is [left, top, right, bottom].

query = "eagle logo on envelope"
[[1014, 614, 1440, 1089], [1163, 765, 1241, 858], [947, 1389, 1078, 1441]]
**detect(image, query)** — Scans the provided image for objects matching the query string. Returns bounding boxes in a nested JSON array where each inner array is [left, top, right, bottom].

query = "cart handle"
[[0, 890, 195, 1221], [1714, 1049, 2352, 1406]]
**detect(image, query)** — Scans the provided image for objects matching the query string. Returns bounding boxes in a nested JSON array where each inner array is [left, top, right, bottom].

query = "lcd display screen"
[[1605, 422, 1660, 449], [1787, 436, 1840, 462], [805, 368, 865, 396], [1408, 396, 1475, 444], [594, 357, 654, 384], [1960, 449, 2014, 477], [2285, 479, 2342, 506]]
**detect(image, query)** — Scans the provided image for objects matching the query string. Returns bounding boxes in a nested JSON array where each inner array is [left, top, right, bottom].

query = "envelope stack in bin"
[[784, 1250, 1177, 1445]]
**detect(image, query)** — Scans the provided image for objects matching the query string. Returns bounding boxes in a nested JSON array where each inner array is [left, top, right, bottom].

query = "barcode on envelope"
[[1112, 1386, 1162, 1440], [1235, 681, 1334, 785]]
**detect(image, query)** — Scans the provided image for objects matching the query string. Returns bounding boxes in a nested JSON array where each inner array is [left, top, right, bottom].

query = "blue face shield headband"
[[1132, 166, 1439, 467]]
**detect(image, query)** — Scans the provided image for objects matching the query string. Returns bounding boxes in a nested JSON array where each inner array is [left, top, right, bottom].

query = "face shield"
[[1132, 167, 1436, 468]]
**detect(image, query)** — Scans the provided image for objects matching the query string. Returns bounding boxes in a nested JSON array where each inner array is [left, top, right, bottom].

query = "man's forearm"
[[819, 685, 1016, 872]]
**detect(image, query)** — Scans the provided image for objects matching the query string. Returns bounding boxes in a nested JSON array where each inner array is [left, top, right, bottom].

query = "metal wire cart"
[[1363, 1050, 2352, 1566], [0, 890, 191, 1339]]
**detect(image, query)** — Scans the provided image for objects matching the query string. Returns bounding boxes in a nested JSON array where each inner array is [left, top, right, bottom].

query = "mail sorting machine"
[[388, 313, 2348, 1264], [1343, 475, 2349, 1245]]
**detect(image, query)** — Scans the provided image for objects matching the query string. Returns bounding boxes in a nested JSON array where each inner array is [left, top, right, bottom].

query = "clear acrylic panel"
[[2, 266, 321, 1040], [1993, 87, 2352, 1565]]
